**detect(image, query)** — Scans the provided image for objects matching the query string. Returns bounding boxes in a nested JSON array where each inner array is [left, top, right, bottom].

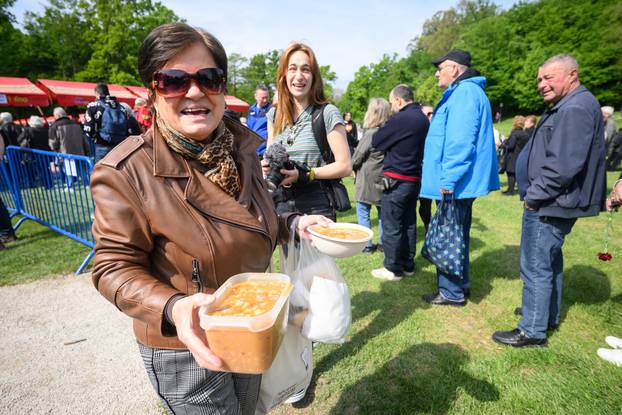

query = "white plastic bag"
[[255, 324, 312, 414], [284, 237, 351, 344]]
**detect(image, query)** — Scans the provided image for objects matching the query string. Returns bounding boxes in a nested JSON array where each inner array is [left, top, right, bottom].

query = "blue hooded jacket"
[[420, 74, 500, 200]]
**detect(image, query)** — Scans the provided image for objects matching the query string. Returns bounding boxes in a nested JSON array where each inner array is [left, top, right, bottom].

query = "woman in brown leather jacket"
[[90, 23, 328, 415]]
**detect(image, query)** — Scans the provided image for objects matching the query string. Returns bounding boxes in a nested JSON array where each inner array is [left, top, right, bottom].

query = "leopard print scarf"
[[156, 114, 241, 198]]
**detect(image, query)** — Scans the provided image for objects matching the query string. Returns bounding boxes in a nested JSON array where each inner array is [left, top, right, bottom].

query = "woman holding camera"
[[264, 43, 351, 221], [90, 23, 328, 414]]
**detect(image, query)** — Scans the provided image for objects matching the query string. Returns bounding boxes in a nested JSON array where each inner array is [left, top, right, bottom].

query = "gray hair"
[[53, 107, 67, 118], [134, 97, 147, 107], [255, 84, 269, 93], [390, 84, 414, 102], [0, 112, 13, 123], [541, 54, 579, 71], [602, 106, 614, 116], [28, 115, 44, 128], [363, 98, 392, 129]]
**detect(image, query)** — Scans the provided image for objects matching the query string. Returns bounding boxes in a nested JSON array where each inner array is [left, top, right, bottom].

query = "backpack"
[[99, 103, 128, 145], [310, 104, 352, 212]]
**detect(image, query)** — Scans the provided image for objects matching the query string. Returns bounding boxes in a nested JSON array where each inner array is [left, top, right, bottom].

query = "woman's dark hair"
[[138, 22, 228, 91], [95, 83, 110, 97]]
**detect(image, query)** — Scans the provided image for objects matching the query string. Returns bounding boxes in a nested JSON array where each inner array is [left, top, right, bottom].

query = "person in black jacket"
[[18, 116, 50, 151], [502, 115, 530, 195], [0, 112, 23, 148], [344, 112, 358, 155], [370, 84, 429, 281], [493, 54, 606, 348]]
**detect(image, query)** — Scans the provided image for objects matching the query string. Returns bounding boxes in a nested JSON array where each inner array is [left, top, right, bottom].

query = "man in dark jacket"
[[49, 107, 89, 156], [0, 112, 23, 148], [370, 84, 429, 281], [493, 54, 606, 348]]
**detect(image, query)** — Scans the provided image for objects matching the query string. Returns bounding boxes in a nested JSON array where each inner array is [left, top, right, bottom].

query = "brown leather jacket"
[[91, 118, 291, 349]]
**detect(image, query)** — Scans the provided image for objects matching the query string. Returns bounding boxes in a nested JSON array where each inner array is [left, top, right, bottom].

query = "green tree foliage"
[[341, 0, 622, 120], [6, 0, 181, 85]]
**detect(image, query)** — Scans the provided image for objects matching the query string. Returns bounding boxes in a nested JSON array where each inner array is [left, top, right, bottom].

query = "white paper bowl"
[[307, 223, 373, 258]]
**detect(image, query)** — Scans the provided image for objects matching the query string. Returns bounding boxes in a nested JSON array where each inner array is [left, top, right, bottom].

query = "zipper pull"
[[191, 259, 203, 293]]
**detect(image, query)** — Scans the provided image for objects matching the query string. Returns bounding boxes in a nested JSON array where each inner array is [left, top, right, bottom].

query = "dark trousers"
[[0, 198, 13, 236], [381, 180, 420, 275], [518, 209, 576, 339], [506, 173, 516, 193], [436, 198, 474, 301], [418, 197, 432, 234]]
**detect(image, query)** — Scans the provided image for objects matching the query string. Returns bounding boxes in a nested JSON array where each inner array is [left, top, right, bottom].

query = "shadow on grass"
[[292, 274, 435, 409], [558, 264, 611, 325], [469, 244, 521, 304], [329, 342, 499, 414]]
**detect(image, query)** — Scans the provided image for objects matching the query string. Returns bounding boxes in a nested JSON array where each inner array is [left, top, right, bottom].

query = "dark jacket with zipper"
[[91, 117, 293, 349], [517, 85, 606, 218]]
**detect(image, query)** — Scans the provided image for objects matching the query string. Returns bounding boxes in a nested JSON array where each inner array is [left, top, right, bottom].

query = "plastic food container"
[[198, 273, 293, 374], [307, 223, 373, 258]]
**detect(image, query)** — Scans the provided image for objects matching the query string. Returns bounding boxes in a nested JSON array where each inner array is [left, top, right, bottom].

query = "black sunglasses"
[[152, 68, 226, 97]]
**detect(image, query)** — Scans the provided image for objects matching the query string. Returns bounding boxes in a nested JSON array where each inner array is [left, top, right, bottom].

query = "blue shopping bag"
[[421, 195, 466, 278]]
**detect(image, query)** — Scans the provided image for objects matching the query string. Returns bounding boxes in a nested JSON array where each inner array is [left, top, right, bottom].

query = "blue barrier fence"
[[0, 159, 18, 217], [5, 146, 95, 274]]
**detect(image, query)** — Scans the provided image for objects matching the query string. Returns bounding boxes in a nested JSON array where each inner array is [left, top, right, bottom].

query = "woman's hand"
[[171, 293, 223, 370], [606, 181, 622, 211], [260, 158, 270, 178], [297, 214, 333, 239], [279, 167, 299, 186]]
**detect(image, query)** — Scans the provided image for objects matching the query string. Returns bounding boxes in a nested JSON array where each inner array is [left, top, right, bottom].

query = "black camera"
[[263, 143, 296, 192]]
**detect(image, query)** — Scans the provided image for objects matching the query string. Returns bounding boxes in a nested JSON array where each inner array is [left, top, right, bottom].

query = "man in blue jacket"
[[371, 84, 429, 281], [420, 49, 499, 306], [493, 54, 606, 347], [246, 85, 271, 157]]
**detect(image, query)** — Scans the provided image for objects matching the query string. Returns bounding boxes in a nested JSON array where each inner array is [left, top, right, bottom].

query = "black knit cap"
[[432, 49, 472, 67]]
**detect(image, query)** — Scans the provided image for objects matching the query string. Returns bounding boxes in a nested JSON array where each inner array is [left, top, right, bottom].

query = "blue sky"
[[10, 0, 518, 89]]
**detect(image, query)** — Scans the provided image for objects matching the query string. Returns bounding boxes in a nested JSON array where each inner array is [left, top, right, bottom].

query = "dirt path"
[[0, 274, 162, 414]]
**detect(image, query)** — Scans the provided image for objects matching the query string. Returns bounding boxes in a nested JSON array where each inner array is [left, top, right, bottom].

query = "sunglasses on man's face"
[[151, 68, 226, 98]]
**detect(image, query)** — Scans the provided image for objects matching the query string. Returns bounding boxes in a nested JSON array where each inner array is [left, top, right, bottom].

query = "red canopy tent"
[[0, 77, 50, 107], [36, 79, 139, 107], [225, 95, 249, 113], [123, 86, 249, 113], [125, 85, 149, 99]]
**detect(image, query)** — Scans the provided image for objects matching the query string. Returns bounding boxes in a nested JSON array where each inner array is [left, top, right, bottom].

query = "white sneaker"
[[597, 348, 622, 367], [605, 336, 622, 349], [403, 270, 415, 277], [371, 267, 402, 281]]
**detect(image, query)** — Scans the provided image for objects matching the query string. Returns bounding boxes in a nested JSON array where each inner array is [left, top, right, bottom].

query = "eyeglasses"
[[151, 68, 226, 97]]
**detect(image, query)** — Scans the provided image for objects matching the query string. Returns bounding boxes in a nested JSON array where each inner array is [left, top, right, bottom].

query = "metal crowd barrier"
[[0, 159, 18, 217], [5, 146, 95, 274]]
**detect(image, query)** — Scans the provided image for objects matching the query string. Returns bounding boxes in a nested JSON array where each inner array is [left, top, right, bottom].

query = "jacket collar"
[[549, 84, 587, 111], [151, 119, 268, 232]]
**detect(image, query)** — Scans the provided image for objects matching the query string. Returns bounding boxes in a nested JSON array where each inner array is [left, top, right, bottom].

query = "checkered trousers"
[[138, 343, 261, 415]]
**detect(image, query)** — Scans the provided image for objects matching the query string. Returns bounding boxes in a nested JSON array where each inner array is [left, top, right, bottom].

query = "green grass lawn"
[[2, 173, 622, 414]]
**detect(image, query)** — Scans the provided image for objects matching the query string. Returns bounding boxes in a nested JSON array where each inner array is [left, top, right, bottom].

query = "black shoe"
[[514, 307, 522, 316], [502, 190, 515, 196], [464, 288, 471, 299], [376, 244, 384, 253], [362, 246, 376, 254], [422, 292, 465, 307], [0, 233, 17, 243], [492, 328, 547, 347]]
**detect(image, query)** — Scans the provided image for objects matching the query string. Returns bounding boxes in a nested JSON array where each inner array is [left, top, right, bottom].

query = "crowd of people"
[[1, 20, 621, 414]]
